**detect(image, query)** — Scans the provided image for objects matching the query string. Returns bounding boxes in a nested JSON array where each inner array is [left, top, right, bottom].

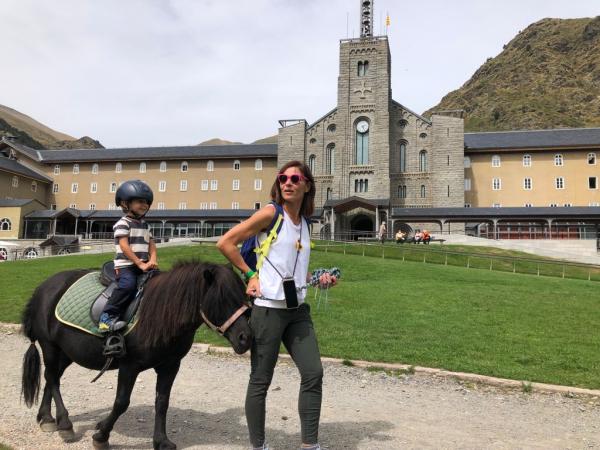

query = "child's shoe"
[[98, 312, 117, 332]]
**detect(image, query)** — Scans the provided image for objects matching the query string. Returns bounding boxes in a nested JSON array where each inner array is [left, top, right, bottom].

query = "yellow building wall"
[[465, 149, 600, 207], [44, 157, 278, 210]]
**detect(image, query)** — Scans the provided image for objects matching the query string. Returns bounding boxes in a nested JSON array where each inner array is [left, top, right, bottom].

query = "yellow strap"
[[255, 213, 284, 271]]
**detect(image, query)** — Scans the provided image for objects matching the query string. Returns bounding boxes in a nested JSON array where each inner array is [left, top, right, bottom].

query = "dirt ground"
[[1, 328, 599, 450]]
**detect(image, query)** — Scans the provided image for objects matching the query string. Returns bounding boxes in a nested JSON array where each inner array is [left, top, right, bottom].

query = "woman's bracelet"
[[244, 269, 257, 281]]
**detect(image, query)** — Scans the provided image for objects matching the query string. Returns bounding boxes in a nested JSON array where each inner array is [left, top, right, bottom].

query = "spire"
[[359, 0, 373, 37]]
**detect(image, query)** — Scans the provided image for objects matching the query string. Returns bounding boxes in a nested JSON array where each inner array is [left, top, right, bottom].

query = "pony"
[[21, 260, 253, 450]]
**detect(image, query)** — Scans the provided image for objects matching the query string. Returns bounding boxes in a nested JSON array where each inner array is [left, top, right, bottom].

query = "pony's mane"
[[134, 259, 245, 348]]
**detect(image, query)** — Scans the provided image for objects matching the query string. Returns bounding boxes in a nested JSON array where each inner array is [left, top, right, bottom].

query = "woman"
[[217, 160, 335, 450]]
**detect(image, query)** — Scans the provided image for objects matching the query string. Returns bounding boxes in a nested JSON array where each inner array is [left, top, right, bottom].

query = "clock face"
[[356, 120, 369, 133]]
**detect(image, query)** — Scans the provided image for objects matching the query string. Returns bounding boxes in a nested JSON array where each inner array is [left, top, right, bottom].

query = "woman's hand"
[[246, 276, 261, 297]]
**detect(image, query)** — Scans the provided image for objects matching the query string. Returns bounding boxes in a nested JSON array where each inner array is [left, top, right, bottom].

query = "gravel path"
[[1, 328, 599, 450]]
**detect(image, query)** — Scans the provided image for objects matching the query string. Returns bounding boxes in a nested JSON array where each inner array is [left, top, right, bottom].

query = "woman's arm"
[[216, 205, 276, 295]]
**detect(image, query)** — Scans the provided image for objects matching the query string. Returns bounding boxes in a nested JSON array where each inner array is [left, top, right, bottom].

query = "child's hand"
[[148, 258, 158, 270], [138, 261, 151, 272]]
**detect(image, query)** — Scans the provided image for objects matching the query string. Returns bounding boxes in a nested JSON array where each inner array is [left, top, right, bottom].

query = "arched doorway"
[[350, 214, 373, 240], [393, 222, 413, 236]]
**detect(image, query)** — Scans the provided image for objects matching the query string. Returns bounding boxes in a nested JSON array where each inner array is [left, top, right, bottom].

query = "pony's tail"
[[22, 342, 41, 408]]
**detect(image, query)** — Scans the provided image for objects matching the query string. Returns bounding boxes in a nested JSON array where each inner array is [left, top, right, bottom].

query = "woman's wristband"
[[244, 269, 257, 281]]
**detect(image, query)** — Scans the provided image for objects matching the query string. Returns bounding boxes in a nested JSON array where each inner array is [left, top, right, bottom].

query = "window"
[[554, 154, 563, 166], [12, 176, 18, 188], [108, 203, 117, 210], [201, 180, 209, 191], [354, 179, 368, 193], [549, 203, 558, 207], [398, 119, 408, 129], [589, 177, 597, 189], [92, 163, 99, 174], [200, 202, 208, 209], [420, 185, 426, 198], [588, 153, 596, 165], [419, 150, 428, 172], [464, 156, 471, 168], [523, 177, 532, 190], [159, 181, 166, 192], [589, 202, 600, 207], [492, 203, 501, 208], [160, 161, 167, 172], [89, 203, 96, 210], [326, 144, 335, 174], [181, 161, 188, 172], [207, 160, 214, 171], [419, 133, 427, 139], [157, 202, 165, 210], [399, 142, 407, 172], [564, 203, 572, 207], [53, 183, 59, 193], [69, 203, 77, 209], [357, 60, 369, 76], [110, 182, 117, 193], [178, 202, 187, 210], [398, 185, 407, 198], [464, 203, 471, 208], [54, 164, 60, 175], [232, 202, 240, 209], [180, 180, 188, 191], [115, 162, 122, 173], [209, 202, 217, 209], [254, 179, 262, 190], [73, 164, 79, 174], [0, 218, 11, 231], [309, 138, 317, 144], [71, 183, 78, 193], [254, 202, 261, 210], [232, 179, 240, 191], [90, 182, 97, 193], [233, 160, 240, 171], [308, 154, 316, 174], [464, 178, 471, 191], [555, 177, 564, 189], [492, 155, 501, 167], [50, 204, 57, 210], [139, 162, 146, 173], [492, 178, 501, 190], [355, 125, 369, 165], [523, 154, 531, 167], [327, 124, 336, 133], [255, 159, 262, 170], [31, 181, 37, 192], [326, 188, 332, 200], [524, 203, 532, 207], [210, 180, 218, 191]]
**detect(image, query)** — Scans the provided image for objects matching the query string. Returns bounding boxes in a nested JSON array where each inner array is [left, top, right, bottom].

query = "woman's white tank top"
[[254, 210, 310, 309]]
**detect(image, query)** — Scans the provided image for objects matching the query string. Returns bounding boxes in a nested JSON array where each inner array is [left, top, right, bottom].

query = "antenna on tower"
[[359, 0, 373, 38]]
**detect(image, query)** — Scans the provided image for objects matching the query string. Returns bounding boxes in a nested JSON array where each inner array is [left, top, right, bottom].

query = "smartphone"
[[282, 277, 299, 309]]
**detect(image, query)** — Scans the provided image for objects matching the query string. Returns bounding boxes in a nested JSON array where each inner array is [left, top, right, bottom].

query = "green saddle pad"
[[55, 272, 137, 337]]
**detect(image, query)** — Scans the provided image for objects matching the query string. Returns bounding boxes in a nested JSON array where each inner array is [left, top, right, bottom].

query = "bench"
[[397, 237, 445, 245]]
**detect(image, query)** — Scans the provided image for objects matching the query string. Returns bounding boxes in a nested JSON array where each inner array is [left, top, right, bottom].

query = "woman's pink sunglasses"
[[277, 173, 308, 184]]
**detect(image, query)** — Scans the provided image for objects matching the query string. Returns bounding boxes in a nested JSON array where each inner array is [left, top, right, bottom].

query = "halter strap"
[[200, 303, 250, 336]]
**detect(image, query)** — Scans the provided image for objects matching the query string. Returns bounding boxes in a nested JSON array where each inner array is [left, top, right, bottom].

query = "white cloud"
[[0, 0, 597, 147]]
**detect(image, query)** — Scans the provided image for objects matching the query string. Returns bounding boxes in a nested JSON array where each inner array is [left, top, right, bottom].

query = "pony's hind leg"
[[39, 341, 75, 441], [153, 361, 181, 450], [37, 351, 72, 432], [93, 364, 139, 450]]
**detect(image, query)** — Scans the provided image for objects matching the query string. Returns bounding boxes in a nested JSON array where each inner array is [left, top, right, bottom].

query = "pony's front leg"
[[153, 361, 181, 450], [92, 364, 139, 450]]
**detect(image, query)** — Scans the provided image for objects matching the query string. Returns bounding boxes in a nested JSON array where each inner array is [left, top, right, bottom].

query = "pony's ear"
[[203, 268, 214, 285]]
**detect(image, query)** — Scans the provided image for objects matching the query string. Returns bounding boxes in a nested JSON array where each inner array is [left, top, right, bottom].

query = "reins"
[[200, 303, 250, 336]]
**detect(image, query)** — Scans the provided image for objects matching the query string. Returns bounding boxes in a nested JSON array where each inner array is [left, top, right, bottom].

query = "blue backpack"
[[240, 202, 310, 273]]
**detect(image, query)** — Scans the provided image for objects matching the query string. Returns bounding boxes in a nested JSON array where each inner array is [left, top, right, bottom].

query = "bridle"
[[200, 302, 251, 336]]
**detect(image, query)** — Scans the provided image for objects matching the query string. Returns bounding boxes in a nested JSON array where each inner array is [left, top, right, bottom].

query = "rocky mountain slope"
[[425, 16, 600, 131]]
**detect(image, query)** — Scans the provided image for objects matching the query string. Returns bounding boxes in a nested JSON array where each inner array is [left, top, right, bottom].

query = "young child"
[[99, 180, 158, 332]]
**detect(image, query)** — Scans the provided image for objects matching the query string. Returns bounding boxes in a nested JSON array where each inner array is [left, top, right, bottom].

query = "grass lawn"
[[1, 244, 599, 389]]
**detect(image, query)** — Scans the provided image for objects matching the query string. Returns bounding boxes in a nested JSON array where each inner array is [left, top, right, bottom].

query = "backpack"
[[240, 201, 311, 273]]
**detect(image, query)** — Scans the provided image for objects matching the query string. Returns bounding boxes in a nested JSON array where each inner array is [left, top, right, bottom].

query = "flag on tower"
[[386, 12, 391, 27]]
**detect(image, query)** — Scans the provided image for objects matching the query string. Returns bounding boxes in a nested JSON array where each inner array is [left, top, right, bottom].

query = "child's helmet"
[[115, 180, 154, 207]]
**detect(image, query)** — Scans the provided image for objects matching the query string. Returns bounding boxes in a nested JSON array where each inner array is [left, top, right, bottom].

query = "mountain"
[[252, 134, 278, 144], [0, 104, 103, 149], [424, 16, 600, 131], [198, 138, 242, 146]]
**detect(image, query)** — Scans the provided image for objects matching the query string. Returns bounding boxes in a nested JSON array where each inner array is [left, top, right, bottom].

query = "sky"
[[0, 0, 598, 148]]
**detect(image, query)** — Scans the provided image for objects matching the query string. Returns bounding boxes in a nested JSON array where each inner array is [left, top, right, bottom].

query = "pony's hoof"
[[93, 439, 110, 450], [39, 421, 57, 432], [58, 428, 76, 442], [154, 439, 176, 450]]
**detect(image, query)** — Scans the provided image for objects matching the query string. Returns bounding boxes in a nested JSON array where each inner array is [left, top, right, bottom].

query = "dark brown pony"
[[21, 260, 252, 450]]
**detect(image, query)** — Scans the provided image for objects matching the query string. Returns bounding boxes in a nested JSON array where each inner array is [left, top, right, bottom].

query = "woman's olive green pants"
[[246, 304, 323, 447]]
